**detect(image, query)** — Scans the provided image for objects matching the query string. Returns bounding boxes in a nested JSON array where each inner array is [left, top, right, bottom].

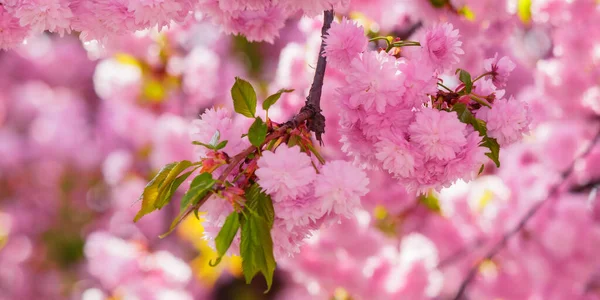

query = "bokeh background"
[[2, 1, 600, 299]]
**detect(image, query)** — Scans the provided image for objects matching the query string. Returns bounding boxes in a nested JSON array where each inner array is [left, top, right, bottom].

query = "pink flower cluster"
[[190, 107, 369, 258], [323, 21, 530, 193], [0, 0, 352, 49], [196, 0, 349, 43]]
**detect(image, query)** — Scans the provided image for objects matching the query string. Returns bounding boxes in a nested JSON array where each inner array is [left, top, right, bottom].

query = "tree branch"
[[303, 9, 334, 145], [569, 179, 600, 193], [452, 130, 600, 300]]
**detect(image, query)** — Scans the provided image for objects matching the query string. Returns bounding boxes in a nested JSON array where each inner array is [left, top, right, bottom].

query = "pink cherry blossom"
[[256, 145, 316, 201], [0, 6, 30, 50], [222, 5, 288, 44], [343, 51, 405, 113], [375, 137, 418, 178], [323, 18, 367, 71], [189, 108, 248, 158], [313, 160, 369, 218], [127, 0, 192, 29], [408, 108, 468, 161], [417, 22, 464, 72], [11, 0, 73, 35], [484, 53, 516, 88], [476, 97, 531, 146]]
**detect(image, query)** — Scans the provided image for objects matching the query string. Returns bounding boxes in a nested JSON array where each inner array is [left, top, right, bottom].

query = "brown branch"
[[170, 10, 335, 229], [436, 238, 485, 269], [303, 9, 334, 145], [452, 130, 600, 300], [569, 179, 600, 193]]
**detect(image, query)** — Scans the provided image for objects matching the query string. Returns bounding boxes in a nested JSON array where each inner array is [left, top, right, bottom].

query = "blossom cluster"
[[0, 0, 350, 49], [323, 20, 531, 193], [191, 107, 369, 259]]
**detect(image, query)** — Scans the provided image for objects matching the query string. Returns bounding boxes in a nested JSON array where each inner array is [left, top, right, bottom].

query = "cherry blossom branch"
[[436, 238, 485, 269], [452, 129, 600, 300], [169, 10, 335, 229], [304, 9, 334, 145]]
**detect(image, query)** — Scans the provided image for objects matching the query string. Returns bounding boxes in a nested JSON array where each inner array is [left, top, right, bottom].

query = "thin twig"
[[452, 130, 600, 300]]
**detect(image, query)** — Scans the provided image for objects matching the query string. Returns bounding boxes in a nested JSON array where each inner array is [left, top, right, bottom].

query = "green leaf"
[[135, 161, 192, 222], [452, 103, 486, 136], [245, 184, 275, 228], [156, 169, 195, 208], [215, 140, 228, 150], [458, 69, 473, 94], [419, 192, 442, 213], [180, 173, 217, 211], [478, 164, 485, 175], [452, 104, 501, 168], [240, 212, 276, 292], [482, 137, 501, 168], [231, 77, 257, 118], [248, 117, 268, 147], [210, 212, 240, 267], [154, 160, 193, 207], [262, 88, 294, 111], [192, 141, 215, 150]]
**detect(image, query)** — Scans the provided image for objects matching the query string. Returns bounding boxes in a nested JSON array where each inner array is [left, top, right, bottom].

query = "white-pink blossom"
[[408, 109, 468, 161], [256, 145, 316, 201], [323, 18, 367, 71], [313, 160, 369, 218]]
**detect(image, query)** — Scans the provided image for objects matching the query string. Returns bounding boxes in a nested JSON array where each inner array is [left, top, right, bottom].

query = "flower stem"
[[437, 82, 453, 92], [472, 71, 494, 83], [469, 94, 492, 108]]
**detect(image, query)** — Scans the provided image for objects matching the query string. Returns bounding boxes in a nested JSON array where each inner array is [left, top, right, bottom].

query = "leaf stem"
[[437, 82, 454, 92], [469, 94, 492, 108]]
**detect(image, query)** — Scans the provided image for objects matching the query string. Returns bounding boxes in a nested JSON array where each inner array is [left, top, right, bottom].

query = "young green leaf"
[[458, 69, 473, 94], [192, 141, 215, 150], [248, 117, 268, 147], [451, 104, 501, 168], [244, 184, 275, 227], [240, 213, 276, 292], [180, 172, 217, 211], [215, 140, 228, 151], [155, 169, 195, 208], [482, 137, 501, 167], [231, 77, 257, 118], [135, 161, 194, 222], [154, 160, 193, 207], [452, 103, 486, 136], [134, 162, 177, 222], [209, 212, 240, 267], [262, 88, 294, 111]]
